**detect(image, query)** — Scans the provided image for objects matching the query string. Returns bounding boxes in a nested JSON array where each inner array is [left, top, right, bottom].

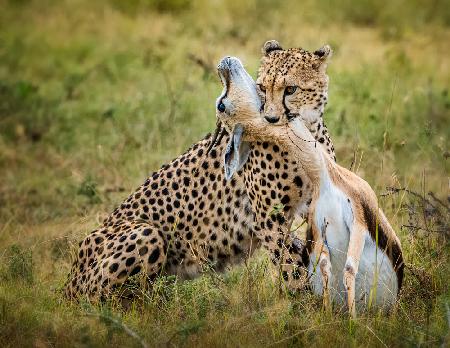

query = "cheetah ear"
[[313, 45, 332, 71], [314, 45, 332, 59], [262, 40, 283, 55], [224, 124, 251, 181]]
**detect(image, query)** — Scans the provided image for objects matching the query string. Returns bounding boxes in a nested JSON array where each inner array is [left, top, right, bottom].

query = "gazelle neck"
[[285, 118, 333, 188], [243, 117, 336, 190]]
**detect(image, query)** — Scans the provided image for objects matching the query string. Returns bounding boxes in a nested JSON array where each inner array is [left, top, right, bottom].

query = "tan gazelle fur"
[[216, 56, 404, 317]]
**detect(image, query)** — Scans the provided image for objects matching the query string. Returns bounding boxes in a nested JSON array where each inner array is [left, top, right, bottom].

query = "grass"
[[0, 0, 449, 346]]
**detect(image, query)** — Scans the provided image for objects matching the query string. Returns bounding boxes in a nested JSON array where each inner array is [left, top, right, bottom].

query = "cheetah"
[[64, 41, 337, 299], [215, 55, 404, 316]]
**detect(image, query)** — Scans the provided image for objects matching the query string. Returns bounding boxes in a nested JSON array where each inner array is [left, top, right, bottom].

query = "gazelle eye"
[[285, 86, 297, 95], [217, 102, 226, 112], [257, 84, 266, 92]]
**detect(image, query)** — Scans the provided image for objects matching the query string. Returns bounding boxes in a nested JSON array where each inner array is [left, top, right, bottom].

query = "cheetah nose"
[[265, 115, 280, 123]]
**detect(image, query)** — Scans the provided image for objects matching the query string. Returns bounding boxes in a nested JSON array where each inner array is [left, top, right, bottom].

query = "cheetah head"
[[257, 40, 332, 126]]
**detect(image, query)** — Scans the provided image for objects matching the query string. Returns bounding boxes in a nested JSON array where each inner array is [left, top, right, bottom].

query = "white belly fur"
[[307, 180, 398, 309]]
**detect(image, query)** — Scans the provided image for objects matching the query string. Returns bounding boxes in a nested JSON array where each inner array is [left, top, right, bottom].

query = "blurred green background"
[[0, 0, 449, 347]]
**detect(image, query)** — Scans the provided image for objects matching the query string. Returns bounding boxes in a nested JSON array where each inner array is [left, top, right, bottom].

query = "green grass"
[[0, 0, 449, 346]]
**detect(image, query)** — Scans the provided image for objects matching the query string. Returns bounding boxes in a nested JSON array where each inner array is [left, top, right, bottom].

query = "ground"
[[0, 0, 449, 347]]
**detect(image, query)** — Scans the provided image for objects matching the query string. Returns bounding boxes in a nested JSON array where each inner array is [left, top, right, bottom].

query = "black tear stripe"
[[361, 200, 404, 292], [282, 93, 293, 121]]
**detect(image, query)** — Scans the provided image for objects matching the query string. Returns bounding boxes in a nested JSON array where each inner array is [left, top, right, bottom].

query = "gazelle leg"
[[311, 231, 332, 313], [343, 223, 366, 318], [318, 241, 332, 312]]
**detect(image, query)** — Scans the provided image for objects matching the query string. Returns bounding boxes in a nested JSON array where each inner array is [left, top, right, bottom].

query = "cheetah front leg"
[[258, 221, 307, 292]]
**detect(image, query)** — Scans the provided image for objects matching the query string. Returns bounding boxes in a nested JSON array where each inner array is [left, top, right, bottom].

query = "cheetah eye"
[[217, 102, 226, 113], [284, 86, 297, 96], [257, 84, 266, 93]]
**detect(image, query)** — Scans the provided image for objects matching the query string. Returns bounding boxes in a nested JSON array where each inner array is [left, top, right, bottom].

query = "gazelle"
[[215, 56, 404, 316]]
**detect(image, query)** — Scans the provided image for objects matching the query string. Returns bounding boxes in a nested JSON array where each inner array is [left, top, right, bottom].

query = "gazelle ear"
[[262, 40, 283, 55], [313, 44, 332, 72], [223, 124, 251, 181]]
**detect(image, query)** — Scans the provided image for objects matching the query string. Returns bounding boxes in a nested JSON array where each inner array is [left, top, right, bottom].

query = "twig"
[[85, 312, 149, 348], [104, 186, 126, 193], [428, 192, 450, 213], [266, 320, 342, 347], [187, 53, 214, 75], [364, 324, 388, 348], [401, 224, 447, 234], [290, 218, 307, 233], [382, 186, 439, 209]]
